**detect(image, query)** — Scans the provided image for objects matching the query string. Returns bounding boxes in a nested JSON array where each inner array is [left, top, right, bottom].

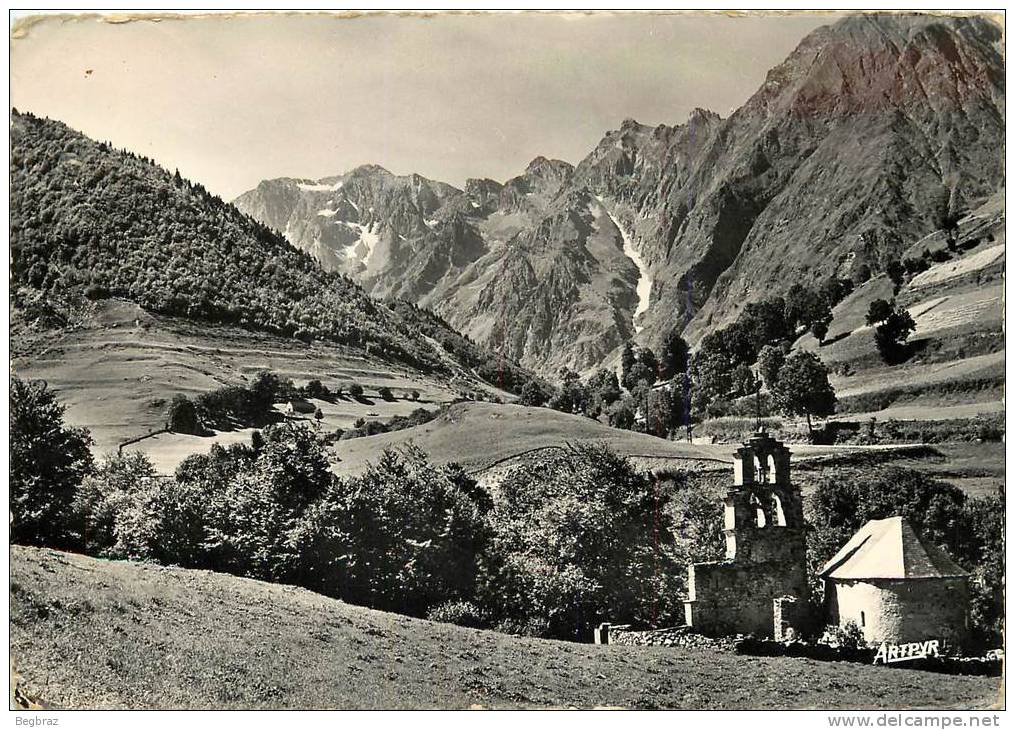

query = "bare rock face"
[[648, 13, 1005, 342], [234, 13, 1004, 376]]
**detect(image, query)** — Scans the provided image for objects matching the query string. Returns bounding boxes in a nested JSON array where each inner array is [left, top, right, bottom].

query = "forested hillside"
[[10, 110, 538, 391]]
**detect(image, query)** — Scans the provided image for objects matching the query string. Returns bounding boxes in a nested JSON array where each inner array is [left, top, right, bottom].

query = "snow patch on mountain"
[[596, 196, 651, 334], [298, 180, 344, 192], [343, 222, 380, 267]]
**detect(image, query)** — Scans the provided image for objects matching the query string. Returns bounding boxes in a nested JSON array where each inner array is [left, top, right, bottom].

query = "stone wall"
[[825, 577, 969, 647], [601, 624, 735, 651], [685, 551, 809, 638]]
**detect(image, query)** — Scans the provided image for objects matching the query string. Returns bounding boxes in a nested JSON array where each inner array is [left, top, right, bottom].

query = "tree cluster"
[[689, 287, 844, 423], [8, 376, 690, 639], [10, 378, 1003, 646], [523, 334, 691, 440]]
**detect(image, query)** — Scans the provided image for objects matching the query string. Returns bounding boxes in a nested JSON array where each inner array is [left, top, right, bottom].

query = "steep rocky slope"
[[235, 13, 1004, 376]]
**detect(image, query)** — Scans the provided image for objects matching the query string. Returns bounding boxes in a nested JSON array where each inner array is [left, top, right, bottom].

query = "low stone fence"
[[117, 427, 169, 454], [595, 624, 736, 651]]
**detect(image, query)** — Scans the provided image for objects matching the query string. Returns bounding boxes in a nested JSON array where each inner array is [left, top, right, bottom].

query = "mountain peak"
[[687, 107, 721, 124], [525, 156, 573, 175], [348, 163, 393, 178], [743, 12, 1003, 120]]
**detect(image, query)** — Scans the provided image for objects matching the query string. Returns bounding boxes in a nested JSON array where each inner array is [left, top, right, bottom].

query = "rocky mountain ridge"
[[234, 13, 1004, 376]]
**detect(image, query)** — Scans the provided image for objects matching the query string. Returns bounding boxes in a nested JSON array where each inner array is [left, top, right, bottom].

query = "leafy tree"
[[934, 187, 962, 250], [886, 259, 906, 294], [643, 386, 684, 439], [622, 347, 658, 391], [810, 317, 831, 345], [784, 283, 812, 332], [10, 376, 94, 549], [584, 369, 621, 419], [76, 452, 208, 565], [549, 368, 589, 414], [348, 383, 364, 398], [304, 379, 329, 399], [479, 444, 682, 639], [620, 342, 636, 387], [305, 446, 490, 615], [689, 330, 749, 418], [661, 471, 726, 587], [204, 422, 333, 582], [175, 442, 255, 492], [865, 299, 894, 326], [607, 397, 637, 430], [519, 380, 550, 407], [166, 394, 200, 434], [756, 344, 785, 389], [739, 297, 790, 351], [867, 301, 916, 363], [818, 278, 854, 309], [771, 351, 836, 435], [249, 371, 284, 414], [378, 386, 395, 401], [962, 491, 1004, 648], [730, 363, 759, 399], [659, 329, 690, 381]]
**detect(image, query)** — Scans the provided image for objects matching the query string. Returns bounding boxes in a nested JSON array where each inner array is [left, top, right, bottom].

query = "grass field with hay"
[[10, 547, 1001, 710]]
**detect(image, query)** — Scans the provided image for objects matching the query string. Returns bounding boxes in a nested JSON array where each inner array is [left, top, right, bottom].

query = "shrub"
[[426, 600, 487, 629], [697, 417, 785, 443], [378, 386, 395, 401], [348, 383, 364, 398], [824, 621, 867, 650], [166, 394, 200, 434]]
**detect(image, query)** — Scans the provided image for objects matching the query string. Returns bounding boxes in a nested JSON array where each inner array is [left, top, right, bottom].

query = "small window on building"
[[860, 611, 865, 627]]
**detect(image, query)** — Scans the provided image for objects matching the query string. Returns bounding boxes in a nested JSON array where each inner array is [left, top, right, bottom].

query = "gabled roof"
[[819, 516, 969, 580]]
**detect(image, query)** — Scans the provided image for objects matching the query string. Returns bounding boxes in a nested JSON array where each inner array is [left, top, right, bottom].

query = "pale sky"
[[11, 11, 837, 200]]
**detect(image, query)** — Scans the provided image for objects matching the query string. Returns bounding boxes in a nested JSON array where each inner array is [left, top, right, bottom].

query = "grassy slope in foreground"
[[10, 547, 1000, 710]]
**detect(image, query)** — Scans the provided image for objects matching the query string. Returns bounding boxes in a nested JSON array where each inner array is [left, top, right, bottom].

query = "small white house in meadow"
[[284, 399, 316, 416]]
